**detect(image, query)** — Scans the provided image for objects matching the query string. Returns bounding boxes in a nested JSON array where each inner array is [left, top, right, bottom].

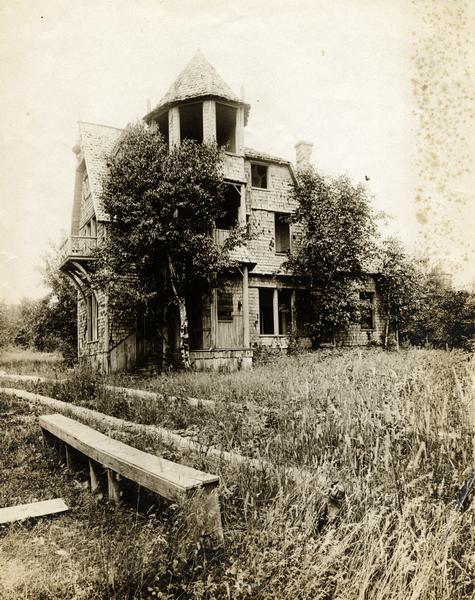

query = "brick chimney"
[[294, 141, 313, 169]]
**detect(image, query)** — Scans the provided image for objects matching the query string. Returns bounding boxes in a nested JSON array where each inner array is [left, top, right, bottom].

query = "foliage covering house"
[[60, 51, 384, 372]]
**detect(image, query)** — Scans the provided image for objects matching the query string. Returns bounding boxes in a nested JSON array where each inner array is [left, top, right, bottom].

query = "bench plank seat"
[[0, 498, 69, 524], [39, 414, 218, 502]]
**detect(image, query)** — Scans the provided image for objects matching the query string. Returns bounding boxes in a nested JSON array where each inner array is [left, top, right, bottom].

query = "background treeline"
[[0, 250, 77, 362]]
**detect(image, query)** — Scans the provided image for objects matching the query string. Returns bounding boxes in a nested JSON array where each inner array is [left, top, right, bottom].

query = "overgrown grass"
[[0, 347, 64, 375], [1, 348, 474, 598]]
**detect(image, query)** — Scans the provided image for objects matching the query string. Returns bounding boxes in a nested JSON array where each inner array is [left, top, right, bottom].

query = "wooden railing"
[[60, 236, 97, 262]]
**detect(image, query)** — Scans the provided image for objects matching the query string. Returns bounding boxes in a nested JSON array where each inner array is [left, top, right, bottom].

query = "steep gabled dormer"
[[60, 122, 122, 296]]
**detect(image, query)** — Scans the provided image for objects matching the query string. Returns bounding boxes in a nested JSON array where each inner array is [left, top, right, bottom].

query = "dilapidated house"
[[60, 51, 384, 372]]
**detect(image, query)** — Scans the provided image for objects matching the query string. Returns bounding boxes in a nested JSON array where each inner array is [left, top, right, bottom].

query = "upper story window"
[[82, 172, 91, 202], [216, 185, 240, 230], [251, 163, 268, 189], [275, 213, 290, 254], [216, 103, 237, 153], [84, 216, 97, 237], [360, 291, 375, 329], [180, 102, 203, 143]]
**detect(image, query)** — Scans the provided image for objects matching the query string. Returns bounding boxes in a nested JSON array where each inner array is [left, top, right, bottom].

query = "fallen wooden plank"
[[0, 373, 264, 413], [0, 498, 69, 525]]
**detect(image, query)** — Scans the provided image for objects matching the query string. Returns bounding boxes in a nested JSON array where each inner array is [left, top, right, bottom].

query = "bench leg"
[[202, 487, 224, 544], [41, 428, 56, 449], [65, 445, 74, 470], [89, 459, 101, 493], [107, 469, 121, 503]]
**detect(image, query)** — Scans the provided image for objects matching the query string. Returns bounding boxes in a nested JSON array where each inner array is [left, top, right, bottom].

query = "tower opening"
[[157, 112, 169, 145], [216, 103, 237, 153]]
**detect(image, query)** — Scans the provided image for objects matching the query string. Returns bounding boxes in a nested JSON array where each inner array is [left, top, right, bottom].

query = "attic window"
[[216, 103, 237, 153], [82, 172, 91, 202], [180, 102, 203, 143], [251, 164, 268, 189], [157, 112, 169, 145]]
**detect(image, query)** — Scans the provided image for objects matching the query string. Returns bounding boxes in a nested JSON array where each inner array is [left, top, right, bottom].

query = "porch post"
[[239, 184, 246, 226], [210, 289, 217, 348], [242, 266, 249, 347], [168, 107, 180, 148], [273, 288, 279, 335], [291, 289, 297, 335], [203, 100, 216, 142]]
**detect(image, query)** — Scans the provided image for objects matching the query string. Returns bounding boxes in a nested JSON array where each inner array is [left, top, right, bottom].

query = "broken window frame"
[[179, 102, 204, 144], [274, 212, 291, 254], [251, 163, 269, 189], [216, 102, 237, 153], [215, 184, 240, 230]]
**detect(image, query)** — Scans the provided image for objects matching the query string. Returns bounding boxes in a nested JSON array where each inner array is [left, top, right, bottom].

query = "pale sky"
[[1, 0, 474, 303]]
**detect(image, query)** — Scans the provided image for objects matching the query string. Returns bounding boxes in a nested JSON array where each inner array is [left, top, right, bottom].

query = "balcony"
[[59, 236, 97, 268]]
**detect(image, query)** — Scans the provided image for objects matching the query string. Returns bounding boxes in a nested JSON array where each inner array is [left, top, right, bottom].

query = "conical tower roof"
[[145, 50, 250, 121]]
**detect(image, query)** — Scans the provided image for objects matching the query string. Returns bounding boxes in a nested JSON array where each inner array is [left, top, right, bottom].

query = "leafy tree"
[[5, 247, 77, 360], [94, 121, 247, 368], [285, 168, 378, 345], [376, 237, 422, 349], [13, 298, 40, 348], [32, 247, 77, 361], [407, 270, 475, 350], [0, 301, 18, 347], [436, 290, 475, 349]]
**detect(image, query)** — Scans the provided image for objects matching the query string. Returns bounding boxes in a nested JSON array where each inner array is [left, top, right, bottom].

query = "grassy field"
[[1, 348, 474, 599], [0, 348, 64, 375]]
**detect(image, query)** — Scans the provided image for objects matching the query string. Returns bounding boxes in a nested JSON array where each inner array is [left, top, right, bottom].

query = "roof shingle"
[[146, 50, 249, 120], [79, 122, 123, 221]]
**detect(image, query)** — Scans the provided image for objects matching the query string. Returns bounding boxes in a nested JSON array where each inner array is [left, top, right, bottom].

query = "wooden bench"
[[39, 413, 222, 541]]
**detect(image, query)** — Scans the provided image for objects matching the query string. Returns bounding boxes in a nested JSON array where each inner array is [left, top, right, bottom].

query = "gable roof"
[[145, 50, 250, 122], [244, 147, 291, 165], [78, 122, 123, 221]]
